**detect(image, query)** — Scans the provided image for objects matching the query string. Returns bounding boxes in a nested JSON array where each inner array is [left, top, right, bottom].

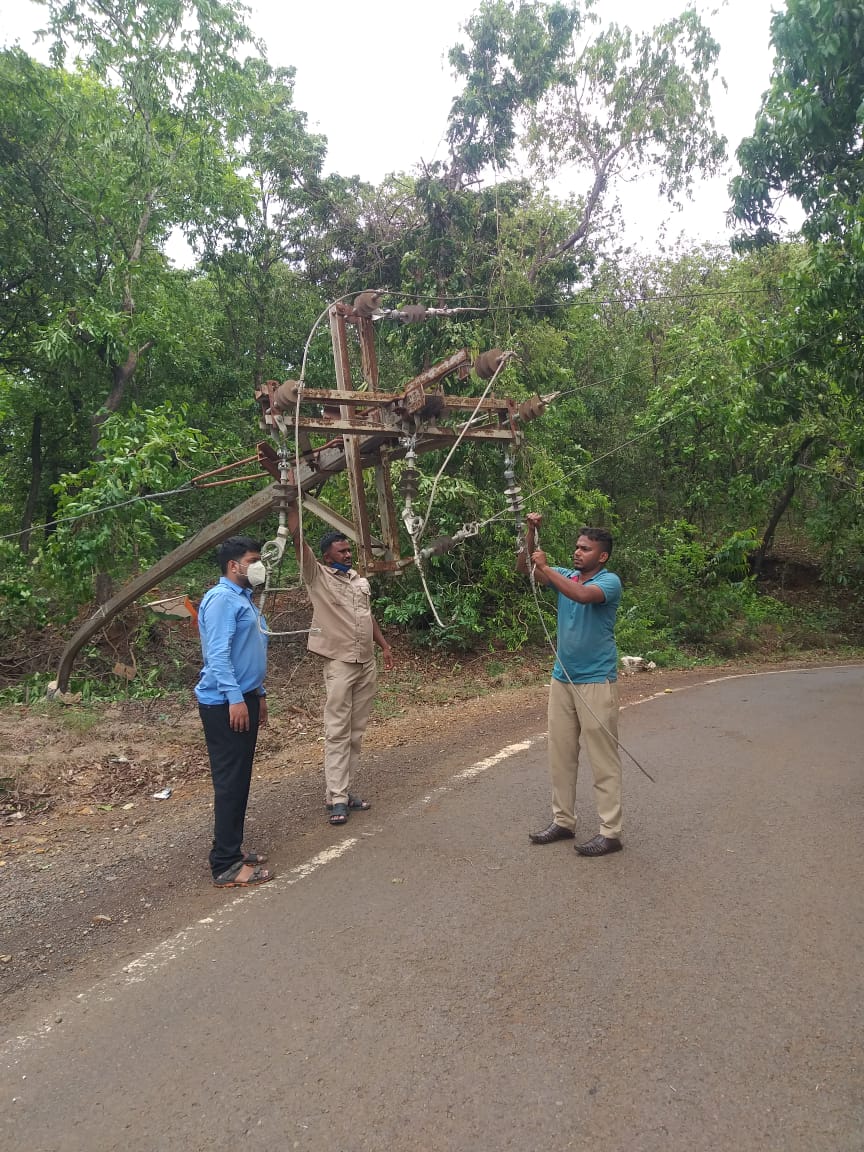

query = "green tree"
[[42, 404, 216, 602], [24, 0, 259, 429], [728, 0, 864, 573], [446, 0, 725, 277], [730, 0, 864, 244]]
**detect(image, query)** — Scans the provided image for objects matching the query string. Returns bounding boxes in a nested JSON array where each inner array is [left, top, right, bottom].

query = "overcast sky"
[[3, 0, 789, 250]]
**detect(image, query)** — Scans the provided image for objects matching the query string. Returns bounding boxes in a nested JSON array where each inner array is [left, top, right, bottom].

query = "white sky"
[[2, 0, 791, 250]]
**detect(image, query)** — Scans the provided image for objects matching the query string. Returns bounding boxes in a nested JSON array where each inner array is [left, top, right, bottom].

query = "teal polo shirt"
[[551, 567, 621, 685]]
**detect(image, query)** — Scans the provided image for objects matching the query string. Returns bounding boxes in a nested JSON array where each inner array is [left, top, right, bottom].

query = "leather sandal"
[[575, 834, 622, 856], [242, 850, 268, 865], [213, 861, 274, 887], [328, 802, 349, 825], [326, 794, 371, 812], [528, 822, 575, 844]]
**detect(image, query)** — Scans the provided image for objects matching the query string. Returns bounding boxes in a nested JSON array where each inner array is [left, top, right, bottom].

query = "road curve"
[[1, 666, 862, 1152]]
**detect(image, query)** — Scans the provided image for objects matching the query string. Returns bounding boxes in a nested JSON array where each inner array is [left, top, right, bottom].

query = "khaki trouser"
[[322, 658, 378, 806], [547, 677, 622, 838]]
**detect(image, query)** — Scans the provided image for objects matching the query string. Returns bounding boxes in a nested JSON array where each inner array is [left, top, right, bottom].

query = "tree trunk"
[[90, 341, 154, 447], [752, 436, 816, 575], [19, 412, 42, 556]]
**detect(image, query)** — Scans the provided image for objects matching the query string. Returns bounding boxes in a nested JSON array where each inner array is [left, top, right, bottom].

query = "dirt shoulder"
[[1, 648, 857, 1022]]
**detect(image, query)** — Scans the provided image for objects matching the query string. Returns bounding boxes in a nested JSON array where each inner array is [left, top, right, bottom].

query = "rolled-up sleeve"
[[301, 543, 319, 586]]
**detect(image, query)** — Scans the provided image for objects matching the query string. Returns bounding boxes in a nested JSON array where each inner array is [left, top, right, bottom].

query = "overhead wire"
[[0, 482, 197, 544], [1, 321, 826, 550], [2, 316, 834, 554], [415, 353, 512, 542]]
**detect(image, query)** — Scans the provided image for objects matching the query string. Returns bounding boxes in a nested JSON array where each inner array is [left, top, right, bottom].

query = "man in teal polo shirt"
[[518, 513, 624, 856]]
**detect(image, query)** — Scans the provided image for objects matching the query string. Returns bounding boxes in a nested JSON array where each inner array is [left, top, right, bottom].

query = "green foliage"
[[42, 404, 214, 600], [378, 580, 485, 651], [619, 522, 778, 651], [731, 0, 864, 244], [1, 0, 863, 690], [0, 542, 53, 638]]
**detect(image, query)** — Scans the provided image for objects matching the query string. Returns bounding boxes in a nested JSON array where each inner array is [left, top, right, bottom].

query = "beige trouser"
[[547, 677, 622, 838], [322, 658, 378, 806]]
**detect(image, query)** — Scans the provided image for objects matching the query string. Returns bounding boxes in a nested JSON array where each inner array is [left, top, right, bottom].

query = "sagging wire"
[[0, 482, 196, 544], [526, 524, 656, 784], [398, 352, 516, 627], [251, 290, 363, 628]]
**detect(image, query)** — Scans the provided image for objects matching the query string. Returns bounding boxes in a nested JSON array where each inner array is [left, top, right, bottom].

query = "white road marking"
[[453, 739, 536, 780]]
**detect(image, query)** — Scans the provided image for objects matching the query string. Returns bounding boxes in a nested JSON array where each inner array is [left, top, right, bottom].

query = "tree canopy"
[[731, 0, 864, 244], [1, 0, 863, 694]]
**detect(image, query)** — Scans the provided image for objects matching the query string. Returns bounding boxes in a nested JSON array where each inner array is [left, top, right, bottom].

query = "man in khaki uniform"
[[287, 503, 394, 825]]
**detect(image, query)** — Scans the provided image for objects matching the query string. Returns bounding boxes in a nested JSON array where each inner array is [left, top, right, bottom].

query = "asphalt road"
[[2, 667, 863, 1152]]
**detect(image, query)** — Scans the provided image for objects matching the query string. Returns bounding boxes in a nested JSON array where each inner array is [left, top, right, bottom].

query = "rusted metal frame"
[[55, 405, 523, 688], [193, 472, 268, 488], [330, 307, 376, 575], [268, 388, 513, 413], [321, 426, 517, 477], [191, 454, 260, 482], [301, 494, 387, 554], [374, 449, 400, 562], [291, 418, 520, 483], [357, 316, 379, 389], [405, 349, 471, 389], [264, 417, 514, 439], [273, 417, 519, 441], [265, 386, 394, 408]]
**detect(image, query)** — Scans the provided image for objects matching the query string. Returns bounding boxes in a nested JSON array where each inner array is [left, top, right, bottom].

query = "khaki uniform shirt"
[[302, 547, 374, 663]]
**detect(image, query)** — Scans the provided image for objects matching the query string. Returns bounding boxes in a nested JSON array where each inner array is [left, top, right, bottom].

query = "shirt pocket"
[[355, 577, 372, 611]]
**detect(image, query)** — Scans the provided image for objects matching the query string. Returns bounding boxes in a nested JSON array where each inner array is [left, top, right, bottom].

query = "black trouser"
[[199, 692, 261, 879]]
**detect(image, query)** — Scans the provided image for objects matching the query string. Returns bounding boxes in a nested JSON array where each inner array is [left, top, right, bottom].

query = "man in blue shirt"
[[195, 536, 273, 887], [518, 513, 624, 856]]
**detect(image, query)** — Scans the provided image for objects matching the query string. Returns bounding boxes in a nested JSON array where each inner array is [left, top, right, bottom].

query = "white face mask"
[[245, 560, 267, 588]]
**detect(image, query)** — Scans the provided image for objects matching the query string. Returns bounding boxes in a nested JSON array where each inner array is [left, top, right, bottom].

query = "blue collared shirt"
[[194, 577, 268, 705]]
